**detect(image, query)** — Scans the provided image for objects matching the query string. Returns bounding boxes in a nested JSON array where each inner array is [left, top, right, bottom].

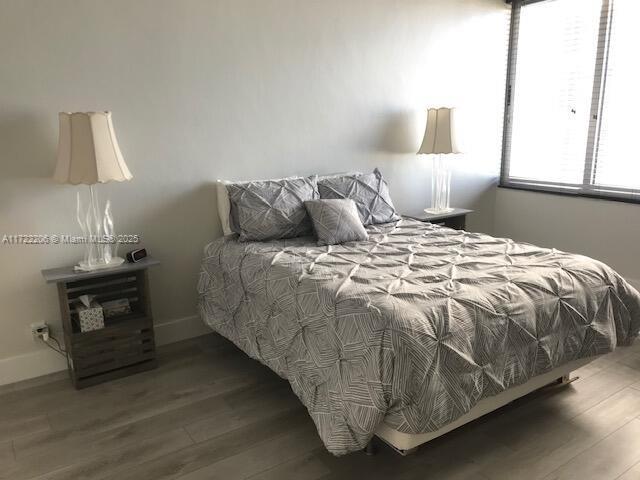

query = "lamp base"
[[424, 207, 455, 214], [429, 155, 453, 213], [76, 185, 123, 273], [74, 257, 125, 272]]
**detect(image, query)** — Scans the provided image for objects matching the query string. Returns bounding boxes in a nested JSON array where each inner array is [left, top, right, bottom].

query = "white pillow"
[[216, 180, 232, 235]]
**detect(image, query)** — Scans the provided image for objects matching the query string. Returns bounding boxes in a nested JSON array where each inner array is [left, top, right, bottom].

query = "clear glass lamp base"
[[425, 207, 455, 214], [428, 155, 453, 214], [74, 185, 123, 272], [74, 257, 125, 272]]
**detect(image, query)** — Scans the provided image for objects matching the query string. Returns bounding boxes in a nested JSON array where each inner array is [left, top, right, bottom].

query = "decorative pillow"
[[226, 176, 319, 241], [304, 199, 369, 246], [317, 171, 362, 181], [216, 174, 362, 236], [317, 168, 400, 225]]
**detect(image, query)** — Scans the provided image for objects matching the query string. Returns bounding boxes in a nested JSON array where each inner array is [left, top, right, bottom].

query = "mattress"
[[197, 218, 640, 455]]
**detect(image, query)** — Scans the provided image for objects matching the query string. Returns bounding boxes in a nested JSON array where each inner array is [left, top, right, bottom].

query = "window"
[[501, 0, 640, 202]]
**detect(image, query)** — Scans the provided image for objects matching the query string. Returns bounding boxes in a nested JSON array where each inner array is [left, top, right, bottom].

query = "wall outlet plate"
[[31, 323, 49, 340]]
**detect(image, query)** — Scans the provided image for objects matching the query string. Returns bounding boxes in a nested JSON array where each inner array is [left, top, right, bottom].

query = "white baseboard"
[[0, 314, 209, 387], [0, 348, 68, 387], [154, 314, 210, 346]]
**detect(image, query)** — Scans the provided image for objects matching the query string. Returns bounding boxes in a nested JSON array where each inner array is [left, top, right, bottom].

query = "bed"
[[197, 217, 640, 456]]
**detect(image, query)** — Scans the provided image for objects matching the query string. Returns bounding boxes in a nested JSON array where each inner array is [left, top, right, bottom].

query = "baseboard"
[[0, 314, 209, 387], [154, 314, 210, 346], [0, 348, 68, 387]]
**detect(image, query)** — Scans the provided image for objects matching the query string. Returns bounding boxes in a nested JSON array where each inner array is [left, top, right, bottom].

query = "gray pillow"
[[304, 199, 368, 246], [317, 168, 400, 225], [226, 176, 319, 241], [317, 171, 362, 181]]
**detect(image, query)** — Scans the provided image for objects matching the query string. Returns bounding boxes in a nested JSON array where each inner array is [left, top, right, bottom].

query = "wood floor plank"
[[246, 452, 330, 480], [400, 460, 491, 480], [0, 346, 216, 424], [175, 421, 322, 480], [13, 371, 284, 463], [0, 371, 68, 397], [426, 423, 514, 471], [2, 334, 640, 480], [46, 367, 255, 435], [0, 378, 86, 423], [13, 393, 223, 463], [0, 415, 50, 443], [8, 379, 269, 480], [479, 387, 640, 480], [572, 357, 615, 380], [616, 461, 640, 480], [313, 443, 424, 480], [312, 427, 503, 480], [615, 341, 640, 373], [100, 410, 312, 480], [0, 336, 243, 422], [7, 376, 276, 480], [184, 382, 300, 443], [619, 352, 640, 372], [537, 364, 640, 419], [29, 428, 193, 480], [534, 387, 640, 476], [0, 440, 15, 467], [477, 364, 640, 453], [376, 424, 511, 480], [542, 419, 640, 480], [48, 345, 269, 427]]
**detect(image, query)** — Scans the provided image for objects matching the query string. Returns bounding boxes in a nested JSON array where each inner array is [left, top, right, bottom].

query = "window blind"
[[501, 0, 640, 203], [591, 0, 640, 196]]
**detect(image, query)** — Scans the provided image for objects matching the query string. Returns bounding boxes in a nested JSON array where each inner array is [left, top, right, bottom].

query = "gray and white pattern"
[[318, 168, 400, 225], [304, 199, 368, 246], [197, 218, 640, 455], [226, 176, 319, 241]]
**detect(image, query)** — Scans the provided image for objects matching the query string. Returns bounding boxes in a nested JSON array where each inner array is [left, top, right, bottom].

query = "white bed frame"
[[369, 357, 593, 455]]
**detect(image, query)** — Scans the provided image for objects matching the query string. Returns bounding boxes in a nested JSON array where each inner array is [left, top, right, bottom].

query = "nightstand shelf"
[[42, 257, 159, 389], [405, 208, 473, 230]]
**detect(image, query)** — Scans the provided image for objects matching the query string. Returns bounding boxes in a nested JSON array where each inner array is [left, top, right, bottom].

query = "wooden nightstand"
[[42, 257, 160, 389], [405, 208, 473, 230]]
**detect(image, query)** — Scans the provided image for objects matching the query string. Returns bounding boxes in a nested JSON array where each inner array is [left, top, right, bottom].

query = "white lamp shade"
[[417, 107, 460, 155], [54, 111, 132, 185]]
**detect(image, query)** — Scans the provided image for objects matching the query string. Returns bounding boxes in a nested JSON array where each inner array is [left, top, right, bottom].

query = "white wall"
[[0, 0, 509, 384], [494, 188, 640, 289]]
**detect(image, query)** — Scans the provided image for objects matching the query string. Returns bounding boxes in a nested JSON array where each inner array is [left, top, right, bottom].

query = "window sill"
[[498, 183, 640, 206]]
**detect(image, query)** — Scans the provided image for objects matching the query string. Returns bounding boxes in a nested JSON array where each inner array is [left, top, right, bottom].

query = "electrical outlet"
[[31, 322, 50, 341]]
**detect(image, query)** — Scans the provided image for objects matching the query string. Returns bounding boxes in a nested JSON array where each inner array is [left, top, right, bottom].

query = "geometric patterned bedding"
[[197, 218, 640, 455]]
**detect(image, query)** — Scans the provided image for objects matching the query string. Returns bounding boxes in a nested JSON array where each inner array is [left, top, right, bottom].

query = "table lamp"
[[53, 111, 132, 271], [417, 107, 460, 214]]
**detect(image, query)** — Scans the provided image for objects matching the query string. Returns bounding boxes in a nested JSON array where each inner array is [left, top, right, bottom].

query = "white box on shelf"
[[77, 305, 104, 332]]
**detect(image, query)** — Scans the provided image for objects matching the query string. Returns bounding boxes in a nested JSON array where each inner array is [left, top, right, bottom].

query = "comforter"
[[197, 218, 640, 455]]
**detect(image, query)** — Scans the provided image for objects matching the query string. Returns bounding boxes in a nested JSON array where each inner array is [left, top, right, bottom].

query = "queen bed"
[[197, 173, 640, 456]]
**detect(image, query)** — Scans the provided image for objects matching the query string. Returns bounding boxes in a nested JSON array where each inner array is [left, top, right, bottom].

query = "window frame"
[[500, 0, 640, 205]]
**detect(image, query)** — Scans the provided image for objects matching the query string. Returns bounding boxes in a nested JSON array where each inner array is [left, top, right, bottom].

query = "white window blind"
[[592, 0, 640, 193], [502, 0, 640, 202]]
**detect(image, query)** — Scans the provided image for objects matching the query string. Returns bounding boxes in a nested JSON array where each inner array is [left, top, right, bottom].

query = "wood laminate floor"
[[1, 334, 640, 480]]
